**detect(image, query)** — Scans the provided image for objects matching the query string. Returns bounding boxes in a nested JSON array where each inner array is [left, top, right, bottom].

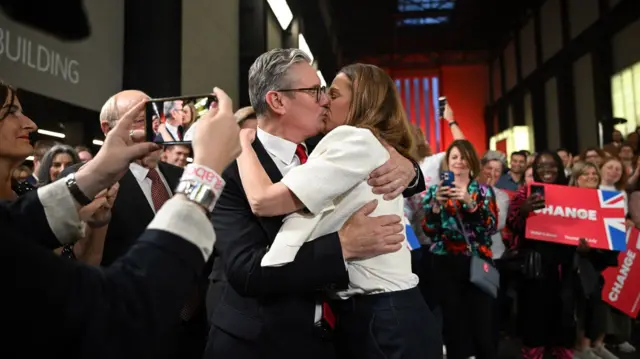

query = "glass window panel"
[[612, 74, 626, 134], [633, 63, 640, 133], [622, 70, 635, 135]]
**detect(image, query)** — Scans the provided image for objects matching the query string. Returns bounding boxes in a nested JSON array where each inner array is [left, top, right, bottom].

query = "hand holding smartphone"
[[526, 184, 547, 214], [438, 96, 447, 119], [436, 170, 455, 203]]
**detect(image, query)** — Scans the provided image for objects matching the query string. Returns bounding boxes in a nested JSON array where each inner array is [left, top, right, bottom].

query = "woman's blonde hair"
[[569, 160, 601, 187], [600, 156, 628, 191], [339, 63, 418, 161], [410, 125, 432, 160]]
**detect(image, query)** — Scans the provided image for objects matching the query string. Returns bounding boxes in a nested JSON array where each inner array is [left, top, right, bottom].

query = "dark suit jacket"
[[207, 136, 425, 358], [102, 161, 183, 266], [0, 184, 205, 359]]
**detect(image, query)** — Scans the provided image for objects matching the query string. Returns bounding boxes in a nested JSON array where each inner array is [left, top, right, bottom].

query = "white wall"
[[182, 0, 239, 103], [267, 10, 283, 50]]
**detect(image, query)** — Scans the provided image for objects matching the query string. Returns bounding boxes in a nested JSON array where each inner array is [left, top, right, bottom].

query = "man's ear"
[[265, 90, 286, 116], [100, 122, 111, 136]]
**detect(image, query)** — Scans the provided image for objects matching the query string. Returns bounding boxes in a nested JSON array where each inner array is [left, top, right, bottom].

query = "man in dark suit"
[[97, 90, 207, 358], [205, 49, 425, 359], [2, 88, 240, 358]]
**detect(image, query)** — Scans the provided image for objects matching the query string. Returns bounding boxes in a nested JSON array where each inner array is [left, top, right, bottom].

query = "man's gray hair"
[[99, 95, 119, 130], [481, 150, 507, 169], [163, 100, 181, 118], [248, 48, 311, 116]]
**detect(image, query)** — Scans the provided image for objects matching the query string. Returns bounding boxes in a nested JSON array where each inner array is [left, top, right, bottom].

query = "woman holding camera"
[[422, 139, 498, 359]]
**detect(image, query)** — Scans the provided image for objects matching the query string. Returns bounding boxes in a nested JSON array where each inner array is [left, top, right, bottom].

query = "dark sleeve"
[[2, 189, 61, 250], [589, 249, 620, 272], [212, 164, 349, 297], [403, 161, 425, 198], [9, 226, 204, 358]]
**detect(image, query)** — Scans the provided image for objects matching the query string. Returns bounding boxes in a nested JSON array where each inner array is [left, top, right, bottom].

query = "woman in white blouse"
[[235, 63, 440, 359]]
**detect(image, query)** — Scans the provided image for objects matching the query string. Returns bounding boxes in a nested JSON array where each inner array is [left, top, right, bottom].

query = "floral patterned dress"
[[421, 179, 498, 262]]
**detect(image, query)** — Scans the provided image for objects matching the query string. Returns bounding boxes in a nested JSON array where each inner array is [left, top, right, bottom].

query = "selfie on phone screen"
[[145, 95, 217, 145]]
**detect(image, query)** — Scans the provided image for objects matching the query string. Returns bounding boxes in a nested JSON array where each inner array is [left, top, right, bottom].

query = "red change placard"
[[524, 183, 627, 251], [602, 227, 640, 317]]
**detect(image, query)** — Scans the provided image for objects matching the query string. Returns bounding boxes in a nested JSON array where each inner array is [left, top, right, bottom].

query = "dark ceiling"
[[325, 0, 542, 63]]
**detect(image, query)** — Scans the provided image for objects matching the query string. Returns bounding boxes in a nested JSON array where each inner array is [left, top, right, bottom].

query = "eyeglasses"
[[277, 86, 327, 103]]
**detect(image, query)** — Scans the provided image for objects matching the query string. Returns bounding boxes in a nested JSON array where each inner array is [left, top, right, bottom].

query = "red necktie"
[[295, 144, 308, 164], [147, 168, 170, 212], [295, 144, 336, 329]]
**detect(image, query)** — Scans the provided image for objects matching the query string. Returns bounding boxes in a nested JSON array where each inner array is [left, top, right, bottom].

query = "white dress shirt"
[[38, 177, 215, 259], [129, 163, 173, 213], [164, 122, 180, 140], [261, 125, 419, 299]]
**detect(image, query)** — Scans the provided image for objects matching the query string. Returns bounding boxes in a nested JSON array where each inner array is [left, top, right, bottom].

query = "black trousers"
[[332, 287, 442, 359], [516, 277, 576, 348], [430, 254, 497, 359]]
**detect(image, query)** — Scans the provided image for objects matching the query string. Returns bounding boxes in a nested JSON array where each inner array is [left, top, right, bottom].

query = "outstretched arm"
[[237, 129, 303, 217]]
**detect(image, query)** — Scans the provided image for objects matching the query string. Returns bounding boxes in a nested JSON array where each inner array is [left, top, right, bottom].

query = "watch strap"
[[65, 173, 92, 206]]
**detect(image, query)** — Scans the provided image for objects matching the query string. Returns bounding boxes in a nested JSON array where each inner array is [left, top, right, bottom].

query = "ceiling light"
[[317, 70, 326, 87], [92, 139, 104, 146], [266, 0, 293, 30], [298, 33, 314, 63], [37, 129, 65, 138]]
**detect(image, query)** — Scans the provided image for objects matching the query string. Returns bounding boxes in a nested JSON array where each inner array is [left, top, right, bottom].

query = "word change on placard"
[[525, 183, 627, 251], [602, 226, 640, 317]]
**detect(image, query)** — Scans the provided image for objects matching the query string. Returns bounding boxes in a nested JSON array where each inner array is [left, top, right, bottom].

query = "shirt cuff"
[[147, 196, 216, 260], [37, 180, 82, 245]]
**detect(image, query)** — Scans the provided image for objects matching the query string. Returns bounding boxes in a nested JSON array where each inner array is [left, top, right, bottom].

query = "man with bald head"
[[98, 90, 206, 358]]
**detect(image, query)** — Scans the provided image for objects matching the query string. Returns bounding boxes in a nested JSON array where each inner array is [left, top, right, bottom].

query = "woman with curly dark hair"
[[506, 151, 576, 359]]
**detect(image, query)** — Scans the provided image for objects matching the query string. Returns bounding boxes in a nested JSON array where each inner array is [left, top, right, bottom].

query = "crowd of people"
[[2, 46, 638, 359]]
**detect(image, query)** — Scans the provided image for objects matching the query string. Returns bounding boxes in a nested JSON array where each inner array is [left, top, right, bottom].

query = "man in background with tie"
[[97, 90, 206, 359]]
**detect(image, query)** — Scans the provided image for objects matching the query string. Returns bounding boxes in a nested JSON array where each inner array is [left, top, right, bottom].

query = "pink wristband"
[[181, 164, 225, 198]]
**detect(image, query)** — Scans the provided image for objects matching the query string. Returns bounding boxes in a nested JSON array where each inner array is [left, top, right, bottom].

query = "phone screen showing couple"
[[144, 94, 217, 145]]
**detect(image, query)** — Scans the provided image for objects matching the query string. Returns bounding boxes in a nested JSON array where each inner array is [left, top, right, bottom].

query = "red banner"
[[602, 227, 640, 317], [525, 183, 627, 251]]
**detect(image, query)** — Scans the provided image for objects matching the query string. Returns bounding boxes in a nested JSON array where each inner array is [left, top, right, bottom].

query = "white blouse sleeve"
[[281, 126, 390, 215]]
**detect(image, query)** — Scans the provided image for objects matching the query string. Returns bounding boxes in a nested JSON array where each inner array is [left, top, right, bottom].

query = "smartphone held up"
[[144, 94, 218, 145]]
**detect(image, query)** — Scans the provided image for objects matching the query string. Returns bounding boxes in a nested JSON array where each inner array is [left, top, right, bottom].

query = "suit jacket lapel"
[[116, 169, 155, 233], [250, 138, 285, 241], [157, 162, 183, 194]]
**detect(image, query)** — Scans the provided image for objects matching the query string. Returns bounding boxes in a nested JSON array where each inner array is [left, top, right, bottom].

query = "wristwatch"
[[407, 160, 420, 189], [65, 173, 92, 206], [175, 181, 217, 213]]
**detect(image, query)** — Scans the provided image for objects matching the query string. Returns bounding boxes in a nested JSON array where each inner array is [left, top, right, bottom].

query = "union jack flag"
[[599, 189, 627, 251]]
